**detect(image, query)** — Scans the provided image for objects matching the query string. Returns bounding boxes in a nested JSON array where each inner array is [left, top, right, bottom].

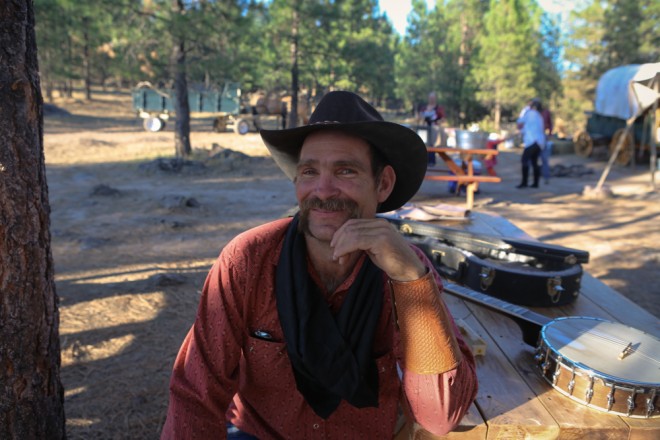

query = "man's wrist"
[[389, 265, 428, 283]]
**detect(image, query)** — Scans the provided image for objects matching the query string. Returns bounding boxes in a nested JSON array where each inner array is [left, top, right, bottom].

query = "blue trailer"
[[131, 81, 251, 134]]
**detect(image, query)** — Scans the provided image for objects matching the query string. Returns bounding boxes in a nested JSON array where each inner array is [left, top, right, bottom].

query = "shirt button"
[[313, 423, 320, 430]]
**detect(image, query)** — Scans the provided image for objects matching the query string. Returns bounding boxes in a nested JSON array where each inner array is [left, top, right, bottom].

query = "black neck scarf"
[[275, 214, 384, 419]]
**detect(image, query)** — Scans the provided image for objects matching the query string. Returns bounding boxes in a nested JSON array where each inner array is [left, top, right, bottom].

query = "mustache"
[[299, 197, 358, 212]]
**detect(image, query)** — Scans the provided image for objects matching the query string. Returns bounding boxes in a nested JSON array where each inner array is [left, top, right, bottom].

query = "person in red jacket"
[[161, 91, 478, 440], [485, 134, 503, 177]]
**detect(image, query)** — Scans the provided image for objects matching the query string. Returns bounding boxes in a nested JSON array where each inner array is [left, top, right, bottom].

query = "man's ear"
[[376, 165, 396, 204]]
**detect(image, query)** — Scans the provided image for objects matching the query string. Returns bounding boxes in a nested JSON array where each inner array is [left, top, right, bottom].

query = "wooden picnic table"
[[425, 148, 501, 210], [396, 211, 660, 439]]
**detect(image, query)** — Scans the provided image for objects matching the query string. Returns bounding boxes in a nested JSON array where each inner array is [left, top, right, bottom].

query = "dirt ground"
[[43, 91, 659, 439]]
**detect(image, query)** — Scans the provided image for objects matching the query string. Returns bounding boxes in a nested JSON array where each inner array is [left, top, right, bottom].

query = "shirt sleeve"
[[392, 247, 478, 436], [161, 249, 245, 440]]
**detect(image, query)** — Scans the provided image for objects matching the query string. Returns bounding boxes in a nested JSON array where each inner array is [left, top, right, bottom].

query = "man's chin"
[[300, 212, 349, 241], [304, 226, 337, 243], [306, 218, 345, 239]]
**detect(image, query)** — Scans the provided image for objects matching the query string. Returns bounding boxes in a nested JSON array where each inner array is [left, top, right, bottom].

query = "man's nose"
[[313, 172, 340, 199]]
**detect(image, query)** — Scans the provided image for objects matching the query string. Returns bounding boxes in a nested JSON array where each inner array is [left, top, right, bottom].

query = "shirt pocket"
[[242, 336, 291, 391]]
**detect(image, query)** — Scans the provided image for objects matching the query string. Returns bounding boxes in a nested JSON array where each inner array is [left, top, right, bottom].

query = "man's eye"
[[300, 168, 317, 176], [337, 168, 356, 175]]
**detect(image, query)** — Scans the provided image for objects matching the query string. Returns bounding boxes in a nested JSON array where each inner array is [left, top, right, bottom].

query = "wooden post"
[[594, 119, 636, 192]]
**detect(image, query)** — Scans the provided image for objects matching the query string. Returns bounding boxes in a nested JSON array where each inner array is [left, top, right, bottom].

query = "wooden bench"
[[425, 148, 501, 209]]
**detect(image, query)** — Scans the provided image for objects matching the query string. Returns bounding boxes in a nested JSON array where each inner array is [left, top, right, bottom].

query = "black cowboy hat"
[[260, 91, 427, 212]]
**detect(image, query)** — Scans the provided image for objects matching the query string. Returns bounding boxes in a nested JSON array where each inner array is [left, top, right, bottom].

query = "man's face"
[[295, 130, 393, 243]]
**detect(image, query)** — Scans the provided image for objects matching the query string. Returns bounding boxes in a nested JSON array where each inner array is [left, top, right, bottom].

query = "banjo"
[[442, 281, 660, 419]]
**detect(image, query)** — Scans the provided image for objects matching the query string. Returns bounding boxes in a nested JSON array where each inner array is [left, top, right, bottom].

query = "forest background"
[[36, 0, 660, 145], [1, 0, 659, 438]]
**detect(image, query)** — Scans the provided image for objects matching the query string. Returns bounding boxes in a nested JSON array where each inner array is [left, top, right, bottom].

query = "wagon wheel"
[[143, 116, 166, 132], [213, 116, 227, 133], [609, 128, 634, 166], [233, 118, 250, 135], [573, 131, 593, 157]]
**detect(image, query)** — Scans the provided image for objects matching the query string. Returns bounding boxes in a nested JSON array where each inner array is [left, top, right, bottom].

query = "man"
[[161, 91, 478, 439], [536, 99, 554, 184], [418, 91, 445, 166], [516, 99, 546, 188]]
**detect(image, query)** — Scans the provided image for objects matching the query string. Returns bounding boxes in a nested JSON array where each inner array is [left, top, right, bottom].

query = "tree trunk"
[[83, 17, 92, 100], [66, 32, 73, 98], [288, 2, 300, 129], [171, 0, 191, 158], [0, 2, 66, 439], [458, 13, 467, 67]]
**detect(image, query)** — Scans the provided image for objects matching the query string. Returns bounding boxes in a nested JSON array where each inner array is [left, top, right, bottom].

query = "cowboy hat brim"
[[260, 120, 427, 213]]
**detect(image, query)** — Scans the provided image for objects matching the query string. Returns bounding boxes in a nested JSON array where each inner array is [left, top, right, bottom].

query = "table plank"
[[396, 411, 486, 440], [428, 148, 499, 157], [437, 211, 534, 240], [624, 420, 660, 440], [424, 175, 502, 183], [468, 318, 560, 439], [578, 274, 660, 336], [442, 295, 561, 439]]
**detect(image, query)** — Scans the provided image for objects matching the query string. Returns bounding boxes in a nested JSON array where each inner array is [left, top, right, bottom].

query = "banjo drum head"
[[536, 316, 660, 418]]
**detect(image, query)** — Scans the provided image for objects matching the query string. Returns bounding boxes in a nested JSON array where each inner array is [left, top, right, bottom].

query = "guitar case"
[[383, 216, 589, 307]]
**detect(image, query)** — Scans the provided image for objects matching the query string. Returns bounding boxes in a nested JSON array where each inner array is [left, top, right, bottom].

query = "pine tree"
[[471, 0, 538, 129], [395, 0, 448, 116]]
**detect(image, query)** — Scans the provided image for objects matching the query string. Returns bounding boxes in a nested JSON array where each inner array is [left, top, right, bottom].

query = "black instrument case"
[[383, 217, 590, 307]]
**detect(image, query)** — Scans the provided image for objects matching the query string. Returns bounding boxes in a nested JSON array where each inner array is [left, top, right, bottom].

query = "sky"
[[378, 0, 575, 35]]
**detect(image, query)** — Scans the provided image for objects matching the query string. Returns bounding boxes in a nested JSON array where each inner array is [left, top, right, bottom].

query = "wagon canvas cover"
[[594, 62, 660, 121]]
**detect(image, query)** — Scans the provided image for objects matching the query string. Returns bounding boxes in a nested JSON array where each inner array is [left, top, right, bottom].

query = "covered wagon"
[[573, 63, 660, 166]]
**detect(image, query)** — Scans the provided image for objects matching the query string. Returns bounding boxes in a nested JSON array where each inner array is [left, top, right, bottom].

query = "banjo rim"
[[537, 316, 660, 418]]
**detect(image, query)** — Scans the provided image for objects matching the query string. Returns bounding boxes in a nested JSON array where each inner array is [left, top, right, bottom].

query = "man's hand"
[[330, 218, 426, 282]]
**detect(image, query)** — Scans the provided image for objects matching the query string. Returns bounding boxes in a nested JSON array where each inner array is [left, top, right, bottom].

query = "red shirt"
[[161, 218, 477, 439], [541, 109, 553, 134]]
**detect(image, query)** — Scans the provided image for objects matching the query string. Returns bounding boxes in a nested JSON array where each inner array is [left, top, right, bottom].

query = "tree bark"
[[171, 0, 191, 158], [0, 1, 66, 439]]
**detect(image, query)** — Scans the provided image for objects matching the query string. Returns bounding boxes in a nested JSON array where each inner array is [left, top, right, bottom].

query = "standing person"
[[516, 99, 546, 188], [418, 91, 445, 166], [161, 91, 478, 439], [534, 98, 554, 184]]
